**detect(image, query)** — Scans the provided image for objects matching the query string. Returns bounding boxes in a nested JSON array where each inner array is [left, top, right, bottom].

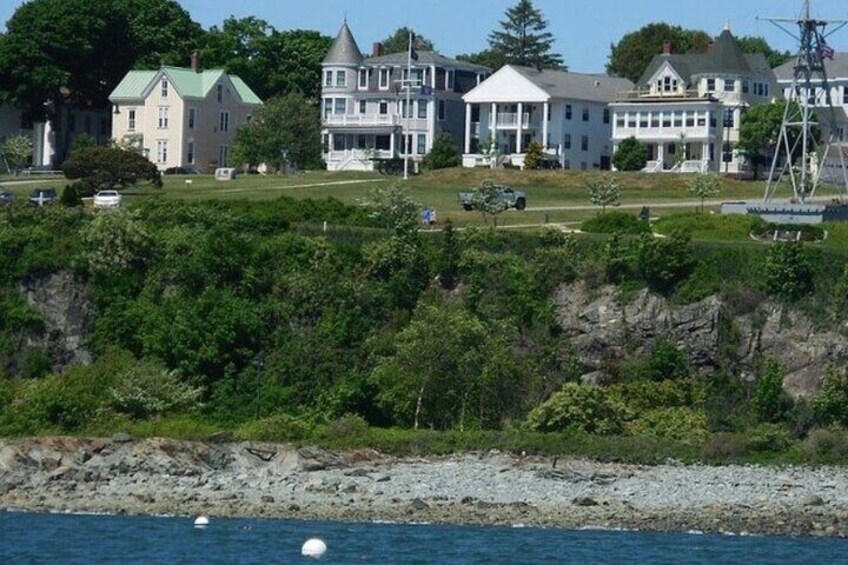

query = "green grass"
[[653, 212, 765, 242]]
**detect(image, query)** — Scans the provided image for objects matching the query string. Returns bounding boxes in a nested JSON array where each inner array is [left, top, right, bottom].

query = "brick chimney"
[[662, 40, 672, 55], [191, 51, 200, 72], [372, 42, 384, 57]]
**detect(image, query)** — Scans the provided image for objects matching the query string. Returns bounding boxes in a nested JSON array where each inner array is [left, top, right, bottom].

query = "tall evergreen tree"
[[488, 0, 564, 70]]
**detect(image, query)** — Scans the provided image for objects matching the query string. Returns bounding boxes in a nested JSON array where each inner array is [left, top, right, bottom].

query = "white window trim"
[[379, 68, 390, 90]]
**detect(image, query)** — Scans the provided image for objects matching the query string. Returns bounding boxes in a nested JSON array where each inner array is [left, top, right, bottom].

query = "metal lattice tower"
[[762, 1, 848, 203]]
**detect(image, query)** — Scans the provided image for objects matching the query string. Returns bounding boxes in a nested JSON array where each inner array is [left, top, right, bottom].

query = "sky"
[[1, 0, 848, 73]]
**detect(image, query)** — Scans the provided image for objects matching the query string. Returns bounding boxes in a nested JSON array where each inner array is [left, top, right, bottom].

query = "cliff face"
[[17, 271, 95, 373], [554, 281, 848, 398]]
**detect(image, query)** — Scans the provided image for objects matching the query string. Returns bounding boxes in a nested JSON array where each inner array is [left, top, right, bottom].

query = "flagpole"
[[404, 30, 412, 181]]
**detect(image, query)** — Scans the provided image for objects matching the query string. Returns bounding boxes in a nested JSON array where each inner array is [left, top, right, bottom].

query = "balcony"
[[324, 114, 400, 127], [496, 112, 531, 128]]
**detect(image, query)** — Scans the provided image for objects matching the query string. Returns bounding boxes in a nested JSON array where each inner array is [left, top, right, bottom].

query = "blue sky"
[[2, 0, 847, 72]]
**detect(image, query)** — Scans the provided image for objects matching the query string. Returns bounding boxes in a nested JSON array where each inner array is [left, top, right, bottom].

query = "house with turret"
[[321, 23, 490, 171], [610, 25, 778, 174]]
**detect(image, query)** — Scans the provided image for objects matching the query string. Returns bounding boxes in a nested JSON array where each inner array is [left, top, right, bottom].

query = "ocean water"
[[0, 511, 844, 564]]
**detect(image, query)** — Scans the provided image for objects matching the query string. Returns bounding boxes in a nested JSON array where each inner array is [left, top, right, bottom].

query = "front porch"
[[619, 139, 719, 173]]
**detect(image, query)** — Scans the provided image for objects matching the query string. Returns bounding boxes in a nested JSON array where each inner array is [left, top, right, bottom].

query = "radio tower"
[[762, 0, 848, 203]]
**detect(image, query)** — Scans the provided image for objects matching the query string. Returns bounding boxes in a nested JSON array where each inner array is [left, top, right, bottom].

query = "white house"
[[610, 26, 778, 174], [109, 56, 262, 172], [461, 65, 633, 169], [321, 23, 491, 172]]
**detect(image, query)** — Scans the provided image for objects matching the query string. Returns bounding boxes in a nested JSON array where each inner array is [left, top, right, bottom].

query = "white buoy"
[[194, 515, 210, 528], [301, 538, 327, 558]]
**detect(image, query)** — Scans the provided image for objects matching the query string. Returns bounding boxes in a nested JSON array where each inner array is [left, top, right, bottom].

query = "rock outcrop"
[[554, 281, 848, 397]]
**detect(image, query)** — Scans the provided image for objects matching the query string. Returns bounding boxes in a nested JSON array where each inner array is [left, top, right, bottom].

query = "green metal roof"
[[109, 66, 262, 104]]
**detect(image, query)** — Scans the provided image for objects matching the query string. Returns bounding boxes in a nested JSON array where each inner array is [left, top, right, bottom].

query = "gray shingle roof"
[[364, 51, 490, 73], [323, 22, 363, 66], [636, 30, 768, 87], [774, 53, 848, 80], [510, 66, 633, 102]]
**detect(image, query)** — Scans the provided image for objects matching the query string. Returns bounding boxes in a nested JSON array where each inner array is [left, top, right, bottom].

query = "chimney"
[[662, 40, 672, 55], [191, 51, 200, 73], [372, 42, 384, 57], [707, 40, 715, 53]]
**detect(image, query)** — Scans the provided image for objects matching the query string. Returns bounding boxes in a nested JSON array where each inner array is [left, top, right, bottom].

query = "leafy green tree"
[[736, 36, 792, 69], [0, 134, 34, 174], [586, 174, 622, 213], [116, 0, 204, 68], [489, 0, 564, 69], [109, 357, 204, 419], [421, 133, 460, 170], [232, 92, 322, 171], [813, 367, 848, 428], [737, 101, 804, 180], [522, 140, 545, 170], [379, 27, 434, 54], [456, 49, 507, 71], [200, 16, 270, 98], [469, 180, 511, 226], [752, 359, 791, 423], [69, 133, 97, 155], [360, 183, 420, 236], [436, 220, 461, 290], [526, 383, 625, 434], [62, 146, 162, 194], [687, 173, 721, 212], [607, 23, 710, 82], [637, 231, 695, 294], [629, 339, 690, 382], [80, 209, 153, 277], [613, 136, 648, 171], [764, 241, 813, 301]]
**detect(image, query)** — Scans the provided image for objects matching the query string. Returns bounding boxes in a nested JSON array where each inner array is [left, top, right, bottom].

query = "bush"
[[625, 407, 709, 444], [701, 432, 750, 462], [626, 339, 689, 382], [802, 428, 848, 463], [421, 133, 461, 170], [636, 231, 695, 294], [581, 211, 651, 235], [526, 383, 625, 435], [108, 359, 204, 419], [61, 184, 83, 207], [752, 359, 792, 423], [609, 378, 707, 413], [62, 146, 162, 194], [747, 423, 793, 453], [522, 141, 545, 170], [813, 367, 848, 427], [235, 412, 314, 442], [612, 136, 648, 171], [764, 241, 813, 301]]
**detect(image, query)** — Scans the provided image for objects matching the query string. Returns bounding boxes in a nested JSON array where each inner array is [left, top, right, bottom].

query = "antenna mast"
[[762, 0, 848, 203]]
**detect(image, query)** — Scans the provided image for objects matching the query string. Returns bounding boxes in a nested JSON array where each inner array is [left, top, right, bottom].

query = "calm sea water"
[[0, 511, 844, 564]]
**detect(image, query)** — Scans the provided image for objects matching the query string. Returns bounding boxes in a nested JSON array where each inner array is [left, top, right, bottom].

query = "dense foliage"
[[488, 0, 564, 69], [421, 134, 461, 171], [612, 137, 648, 172], [62, 146, 162, 195]]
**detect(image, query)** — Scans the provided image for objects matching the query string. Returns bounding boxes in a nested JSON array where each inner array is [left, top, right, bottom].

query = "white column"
[[390, 132, 395, 156], [516, 102, 524, 153], [657, 144, 664, 165], [464, 103, 472, 154], [542, 102, 550, 151]]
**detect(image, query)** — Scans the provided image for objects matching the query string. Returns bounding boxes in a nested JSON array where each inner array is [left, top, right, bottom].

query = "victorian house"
[[321, 23, 490, 172], [610, 26, 778, 174], [461, 65, 632, 169], [109, 55, 262, 172]]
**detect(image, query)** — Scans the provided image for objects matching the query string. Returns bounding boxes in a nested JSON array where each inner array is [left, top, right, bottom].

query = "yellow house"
[[109, 59, 262, 172]]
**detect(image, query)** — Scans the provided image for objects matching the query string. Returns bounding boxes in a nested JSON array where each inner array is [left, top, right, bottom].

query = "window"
[[188, 108, 196, 129], [707, 78, 716, 92], [359, 100, 367, 114], [725, 79, 735, 92], [187, 140, 195, 164], [219, 110, 230, 132], [417, 134, 426, 154], [325, 71, 333, 87], [844, 87, 848, 104], [357, 135, 367, 149], [334, 98, 346, 115], [379, 68, 390, 89], [603, 109, 610, 124], [673, 113, 683, 127], [563, 159, 570, 170], [581, 135, 588, 151], [565, 104, 572, 120], [445, 70, 454, 91], [336, 70, 346, 87], [661, 76, 678, 92], [358, 69, 368, 89], [217, 84, 223, 102], [764, 83, 769, 97], [158, 106, 169, 128], [379, 101, 388, 115], [639, 114, 648, 128], [564, 134, 571, 149], [156, 140, 168, 163], [128, 109, 136, 131], [722, 142, 733, 163], [218, 145, 229, 167], [616, 115, 625, 128], [418, 99, 427, 119], [650, 114, 660, 128], [627, 116, 636, 128], [582, 107, 589, 121], [662, 113, 671, 128], [723, 109, 734, 128], [161, 79, 168, 97], [438, 100, 445, 120], [323, 98, 332, 118], [742, 80, 749, 94], [375, 135, 390, 150], [685, 113, 695, 127]]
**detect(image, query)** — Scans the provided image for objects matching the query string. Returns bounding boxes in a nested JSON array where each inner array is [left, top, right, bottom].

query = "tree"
[[456, 49, 507, 72], [736, 36, 792, 69], [379, 27, 434, 54], [613, 136, 648, 171], [752, 359, 791, 423], [522, 140, 545, 170], [636, 231, 695, 295], [0, 135, 34, 174], [586, 174, 622, 213], [231, 92, 322, 171], [607, 23, 710, 83], [471, 180, 511, 226], [359, 183, 420, 236], [116, 0, 204, 69], [736, 101, 791, 180], [200, 17, 271, 100], [687, 173, 721, 212], [421, 133, 460, 170], [764, 241, 813, 301], [489, 0, 564, 69], [261, 30, 333, 100], [62, 146, 162, 194]]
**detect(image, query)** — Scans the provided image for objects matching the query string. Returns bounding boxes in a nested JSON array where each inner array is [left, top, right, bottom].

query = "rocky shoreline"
[[2, 436, 848, 538]]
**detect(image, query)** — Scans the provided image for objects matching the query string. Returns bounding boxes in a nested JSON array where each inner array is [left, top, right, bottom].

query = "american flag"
[[821, 40, 835, 60]]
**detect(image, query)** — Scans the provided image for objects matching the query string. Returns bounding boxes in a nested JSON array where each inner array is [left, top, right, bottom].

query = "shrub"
[[581, 211, 651, 235], [636, 231, 695, 294], [586, 174, 622, 212], [522, 141, 545, 170], [612, 136, 647, 171], [325, 413, 369, 439], [747, 422, 793, 453], [813, 367, 848, 427], [235, 412, 314, 442], [62, 146, 162, 194], [764, 241, 813, 301], [701, 432, 750, 462], [61, 184, 83, 207], [421, 133, 460, 170], [526, 383, 625, 435], [752, 359, 792, 423], [609, 378, 707, 413], [625, 407, 709, 445], [626, 339, 689, 382], [108, 359, 204, 419], [802, 428, 848, 463]]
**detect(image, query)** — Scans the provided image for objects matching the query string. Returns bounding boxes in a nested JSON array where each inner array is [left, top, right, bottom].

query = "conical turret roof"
[[323, 22, 363, 66]]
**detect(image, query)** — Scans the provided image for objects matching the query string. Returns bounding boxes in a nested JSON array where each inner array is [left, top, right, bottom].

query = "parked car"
[[458, 185, 527, 211], [29, 187, 57, 206], [93, 190, 122, 209], [0, 190, 13, 204]]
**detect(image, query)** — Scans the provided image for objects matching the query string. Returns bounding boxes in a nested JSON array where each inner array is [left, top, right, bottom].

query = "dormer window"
[[161, 79, 168, 97], [358, 69, 369, 89], [445, 70, 455, 91], [217, 84, 223, 102], [379, 68, 390, 90], [336, 70, 346, 87], [706, 78, 716, 93], [661, 76, 677, 93], [724, 79, 735, 92]]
